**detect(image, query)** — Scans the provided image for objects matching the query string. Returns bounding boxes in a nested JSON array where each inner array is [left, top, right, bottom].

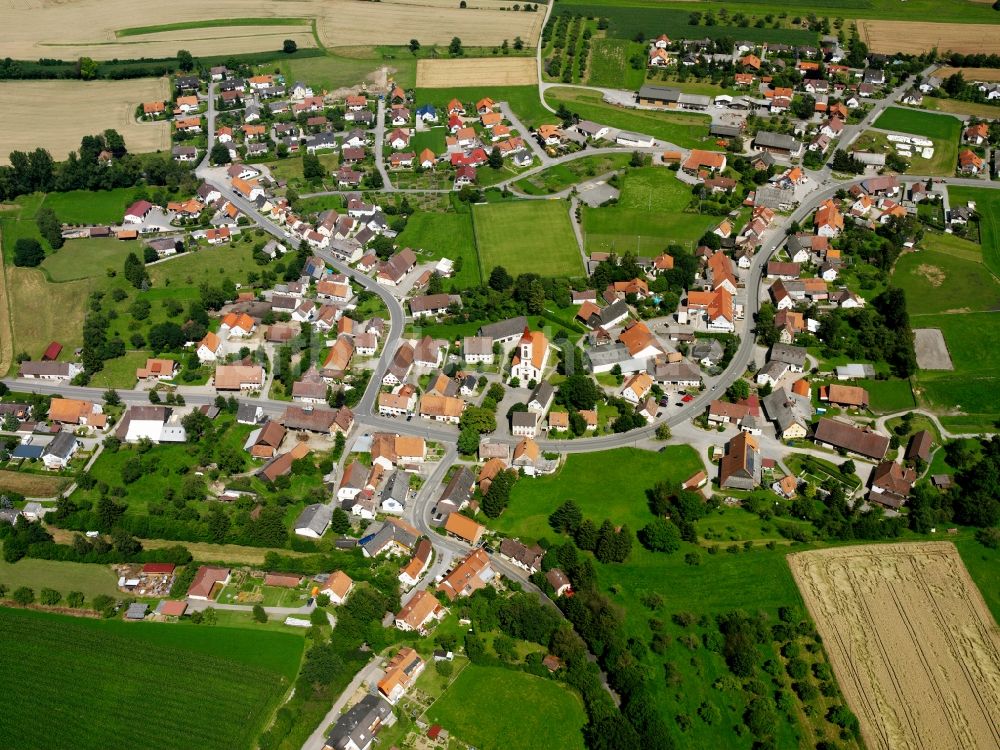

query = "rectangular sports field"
[[789, 543, 1000, 750], [0, 79, 170, 164], [0, 607, 304, 750], [472, 201, 583, 278]]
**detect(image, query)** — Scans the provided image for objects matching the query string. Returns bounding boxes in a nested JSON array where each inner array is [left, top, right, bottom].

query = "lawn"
[[426, 665, 586, 750], [855, 378, 916, 413], [893, 245, 1000, 316], [0, 547, 121, 601], [617, 166, 692, 211], [472, 201, 583, 278], [87, 350, 152, 389], [396, 211, 481, 288], [949, 185, 1000, 277], [913, 311, 1000, 432], [491, 446, 703, 542], [41, 238, 138, 281], [409, 127, 447, 156], [43, 188, 142, 225], [587, 37, 646, 90], [0, 607, 304, 750], [415, 86, 551, 128], [583, 204, 715, 254], [513, 153, 632, 195], [544, 87, 710, 149]]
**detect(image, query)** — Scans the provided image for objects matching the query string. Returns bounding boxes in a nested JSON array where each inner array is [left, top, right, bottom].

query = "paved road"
[[300, 657, 384, 750]]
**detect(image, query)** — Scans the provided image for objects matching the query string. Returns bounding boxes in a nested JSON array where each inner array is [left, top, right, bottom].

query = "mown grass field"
[[513, 152, 632, 195], [544, 87, 710, 149], [491, 446, 703, 541], [278, 46, 418, 91], [472, 201, 583, 278], [43, 188, 142, 226], [583, 167, 714, 252], [586, 37, 646, 90], [854, 378, 916, 413], [395, 211, 482, 288], [426, 665, 586, 750], [0, 546, 121, 601], [409, 127, 447, 157], [949, 186, 1000, 277], [893, 243, 1000, 316], [913, 311, 1000, 432], [0, 607, 304, 749], [41, 238, 138, 282]]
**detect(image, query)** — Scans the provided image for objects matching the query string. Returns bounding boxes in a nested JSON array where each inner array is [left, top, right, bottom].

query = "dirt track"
[[789, 542, 1000, 750]]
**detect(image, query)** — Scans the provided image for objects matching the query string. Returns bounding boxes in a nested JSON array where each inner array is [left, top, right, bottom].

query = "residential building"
[[437, 548, 494, 600], [813, 418, 889, 460], [394, 589, 444, 633], [719, 432, 762, 490]]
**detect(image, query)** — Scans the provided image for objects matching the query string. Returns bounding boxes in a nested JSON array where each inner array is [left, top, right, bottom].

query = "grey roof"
[[381, 470, 412, 508], [649, 359, 702, 384], [438, 467, 475, 510], [585, 342, 631, 369], [294, 503, 332, 535], [691, 338, 724, 361], [325, 694, 393, 750], [762, 388, 813, 433], [637, 85, 680, 102], [362, 520, 418, 556], [529, 381, 554, 408], [595, 299, 630, 327], [836, 364, 875, 379], [710, 123, 743, 138], [769, 344, 807, 368], [511, 411, 537, 429], [125, 603, 149, 619], [575, 120, 606, 137], [236, 402, 263, 424], [479, 316, 527, 341], [42, 431, 77, 461], [307, 132, 337, 148], [753, 130, 802, 152], [754, 185, 795, 209], [677, 92, 712, 107]]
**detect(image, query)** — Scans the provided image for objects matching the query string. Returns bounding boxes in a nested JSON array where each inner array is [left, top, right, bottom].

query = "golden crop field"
[[417, 57, 538, 88], [2, 0, 540, 60], [935, 67, 1000, 82], [859, 20, 1000, 55], [789, 542, 1000, 750], [0, 79, 170, 164]]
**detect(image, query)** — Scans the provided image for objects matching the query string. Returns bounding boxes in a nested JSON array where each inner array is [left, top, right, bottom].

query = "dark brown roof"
[[813, 418, 889, 460], [906, 430, 933, 462]]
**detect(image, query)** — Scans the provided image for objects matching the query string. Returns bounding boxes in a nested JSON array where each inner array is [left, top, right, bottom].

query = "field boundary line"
[[468, 204, 486, 285]]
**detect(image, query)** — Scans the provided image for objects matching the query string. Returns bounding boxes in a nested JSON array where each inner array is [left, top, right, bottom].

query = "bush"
[[40, 588, 61, 606], [12, 586, 35, 605], [435, 659, 454, 677], [13, 238, 45, 267]]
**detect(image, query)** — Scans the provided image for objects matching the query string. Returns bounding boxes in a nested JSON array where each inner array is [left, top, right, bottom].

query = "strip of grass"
[[472, 200, 583, 278], [117, 17, 310, 37], [555, 0, 999, 24], [954, 538, 1000, 625], [544, 87, 710, 149], [426, 665, 586, 750], [0, 607, 304, 749], [0, 546, 122, 601], [396, 211, 482, 288], [949, 185, 1000, 278]]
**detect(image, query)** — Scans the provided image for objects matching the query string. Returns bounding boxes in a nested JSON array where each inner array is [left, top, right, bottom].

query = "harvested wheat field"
[[0, 79, 170, 163], [789, 542, 1000, 750], [2, 0, 539, 60], [935, 67, 1000, 82], [858, 20, 1000, 55], [318, 0, 543, 47], [417, 57, 537, 88]]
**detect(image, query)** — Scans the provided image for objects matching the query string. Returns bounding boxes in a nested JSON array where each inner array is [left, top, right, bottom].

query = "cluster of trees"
[[12, 238, 45, 267], [549, 500, 633, 563], [0, 131, 193, 201], [482, 469, 519, 518], [908, 437, 1000, 531]]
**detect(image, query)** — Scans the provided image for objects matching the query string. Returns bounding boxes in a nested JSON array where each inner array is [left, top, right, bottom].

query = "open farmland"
[[473, 201, 583, 278], [858, 20, 1000, 55], [789, 543, 1000, 750], [0, 79, 169, 165], [0, 607, 304, 750], [417, 57, 537, 88], [935, 67, 1000, 83], [1, 0, 539, 61]]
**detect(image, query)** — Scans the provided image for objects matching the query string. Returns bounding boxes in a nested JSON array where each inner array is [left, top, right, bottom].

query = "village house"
[[438, 548, 494, 600]]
